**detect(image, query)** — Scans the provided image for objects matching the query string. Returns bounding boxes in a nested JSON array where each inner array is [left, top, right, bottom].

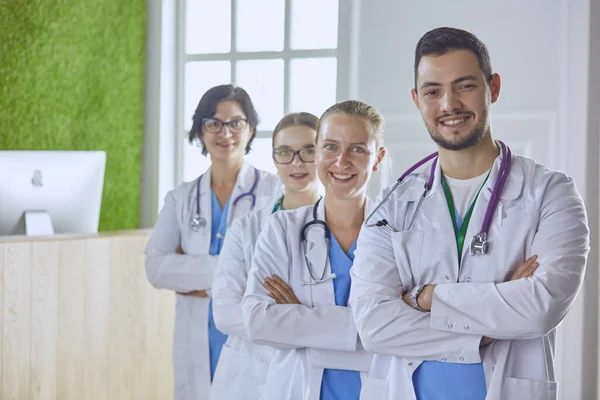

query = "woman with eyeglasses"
[[209, 112, 321, 400], [242, 100, 386, 400], [145, 84, 283, 400]]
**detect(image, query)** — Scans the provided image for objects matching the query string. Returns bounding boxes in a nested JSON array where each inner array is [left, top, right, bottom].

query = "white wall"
[[349, 0, 596, 398]]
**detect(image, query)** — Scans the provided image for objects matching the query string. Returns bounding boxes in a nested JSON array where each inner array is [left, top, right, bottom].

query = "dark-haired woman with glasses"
[[145, 84, 283, 400], [210, 112, 321, 400]]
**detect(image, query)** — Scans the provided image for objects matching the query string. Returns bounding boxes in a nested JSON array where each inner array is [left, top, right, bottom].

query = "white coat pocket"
[[503, 377, 558, 400], [391, 229, 424, 287], [359, 376, 388, 400]]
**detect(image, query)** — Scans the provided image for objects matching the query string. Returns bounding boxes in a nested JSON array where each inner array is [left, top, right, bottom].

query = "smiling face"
[[411, 49, 501, 151], [201, 100, 254, 162], [272, 125, 319, 195], [316, 113, 384, 200]]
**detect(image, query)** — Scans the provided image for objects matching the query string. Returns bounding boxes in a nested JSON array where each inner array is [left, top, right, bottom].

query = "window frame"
[[141, 0, 354, 225], [175, 0, 352, 184]]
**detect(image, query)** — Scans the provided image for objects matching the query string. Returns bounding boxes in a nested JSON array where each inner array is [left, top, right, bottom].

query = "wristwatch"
[[409, 285, 429, 313]]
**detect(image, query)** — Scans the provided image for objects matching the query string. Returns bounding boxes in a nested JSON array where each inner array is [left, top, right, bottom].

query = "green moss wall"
[[0, 1, 146, 231]]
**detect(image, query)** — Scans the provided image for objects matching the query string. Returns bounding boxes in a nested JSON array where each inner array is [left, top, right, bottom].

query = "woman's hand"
[[264, 276, 301, 304]]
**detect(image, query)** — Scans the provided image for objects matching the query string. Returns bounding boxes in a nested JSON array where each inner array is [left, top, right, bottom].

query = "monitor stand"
[[24, 210, 55, 236]]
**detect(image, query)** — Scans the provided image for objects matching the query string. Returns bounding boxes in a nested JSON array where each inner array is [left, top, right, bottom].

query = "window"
[[180, 0, 340, 182]]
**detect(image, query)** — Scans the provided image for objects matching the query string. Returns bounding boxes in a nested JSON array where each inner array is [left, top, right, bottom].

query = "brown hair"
[[189, 84, 259, 156], [272, 112, 319, 147], [317, 100, 384, 149]]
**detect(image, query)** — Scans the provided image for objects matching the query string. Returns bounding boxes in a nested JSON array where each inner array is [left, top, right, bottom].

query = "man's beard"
[[426, 118, 488, 151]]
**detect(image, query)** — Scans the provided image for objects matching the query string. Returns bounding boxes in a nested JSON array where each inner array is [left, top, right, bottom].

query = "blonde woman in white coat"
[[144, 85, 282, 400], [210, 112, 322, 400], [242, 100, 386, 400]]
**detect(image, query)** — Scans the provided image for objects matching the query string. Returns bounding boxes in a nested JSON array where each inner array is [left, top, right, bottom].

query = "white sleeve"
[[212, 218, 250, 339], [349, 196, 482, 363], [430, 173, 590, 339], [144, 190, 219, 293], [242, 216, 358, 352], [309, 340, 373, 372]]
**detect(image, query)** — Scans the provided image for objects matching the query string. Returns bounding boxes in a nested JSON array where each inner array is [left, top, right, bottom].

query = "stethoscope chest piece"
[[191, 214, 206, 231], [469, 232, 489, 256], [190, 167, 260, 231]]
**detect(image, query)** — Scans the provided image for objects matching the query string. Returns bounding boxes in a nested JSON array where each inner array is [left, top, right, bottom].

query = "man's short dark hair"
[[414, 27, 493, 90]]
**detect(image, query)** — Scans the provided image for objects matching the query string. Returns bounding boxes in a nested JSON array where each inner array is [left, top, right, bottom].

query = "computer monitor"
[[0, 150, 107, 236]]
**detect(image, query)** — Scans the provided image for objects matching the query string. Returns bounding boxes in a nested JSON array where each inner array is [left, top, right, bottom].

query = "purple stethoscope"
[[365, 141, 512, 256], [190, 167, 260, 231]]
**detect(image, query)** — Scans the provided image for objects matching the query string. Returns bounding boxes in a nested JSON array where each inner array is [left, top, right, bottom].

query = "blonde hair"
[[316, 100, 385, 149]]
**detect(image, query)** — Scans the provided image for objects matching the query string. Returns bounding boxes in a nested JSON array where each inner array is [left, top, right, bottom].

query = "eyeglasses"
[[202, 118, 249, 134], [273, 146, 316, 164]]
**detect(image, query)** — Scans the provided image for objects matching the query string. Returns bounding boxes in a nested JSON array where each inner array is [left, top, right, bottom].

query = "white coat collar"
[[304, 196, 373, 251], [397, 146, 524, 203], [198, 161, 256, 196]]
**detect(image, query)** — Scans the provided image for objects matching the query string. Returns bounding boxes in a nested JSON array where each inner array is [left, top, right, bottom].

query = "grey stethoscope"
[[365, 141, 512, 256], [300, 197, 337, 285], [190, 167, 260, 231]]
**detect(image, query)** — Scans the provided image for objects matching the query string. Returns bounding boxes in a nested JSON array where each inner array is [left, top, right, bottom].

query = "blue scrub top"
[[412, 201, 487, 400], [207, 191, 231, 380], [320, 234, 361, 400]]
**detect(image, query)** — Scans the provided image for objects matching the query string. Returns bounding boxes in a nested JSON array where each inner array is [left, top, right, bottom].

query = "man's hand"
[[508, 255, 539, 280], [264, 276, 301, 304], [174, 245, 209, 297], [417, 284, 436, 311]]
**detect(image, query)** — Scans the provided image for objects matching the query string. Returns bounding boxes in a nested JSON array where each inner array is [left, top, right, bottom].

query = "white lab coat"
[[210, 203, 277, 400], [145, 162, 283, 400], [349, 153, 590, 400], [242, 199, 374, 400]]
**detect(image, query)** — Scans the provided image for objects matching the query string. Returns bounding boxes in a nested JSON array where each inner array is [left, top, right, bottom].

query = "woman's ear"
[[372, 147, 386, 172]]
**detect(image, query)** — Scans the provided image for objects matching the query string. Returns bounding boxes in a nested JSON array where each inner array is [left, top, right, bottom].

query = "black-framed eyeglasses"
[[202, 117, 249, 134], [272, 146, 316, 164]]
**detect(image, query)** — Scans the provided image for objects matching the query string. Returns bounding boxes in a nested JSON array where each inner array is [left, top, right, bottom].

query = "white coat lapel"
[[459, 150, 524, 264], [409, 161, 457, 244], [227, 161, 255, 226], [304, 198, 330, 280], [303, 198, 336, 306], [185, 168, 212, 255]]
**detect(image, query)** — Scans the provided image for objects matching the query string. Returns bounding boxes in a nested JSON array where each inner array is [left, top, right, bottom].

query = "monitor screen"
[[0, 151, 106, 236]]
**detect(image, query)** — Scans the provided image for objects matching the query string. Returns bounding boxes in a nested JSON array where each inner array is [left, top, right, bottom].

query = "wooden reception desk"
[[0, 230, 175, 400]]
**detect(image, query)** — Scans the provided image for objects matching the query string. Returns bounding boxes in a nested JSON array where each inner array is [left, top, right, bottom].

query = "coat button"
[[445, 275, 450, 281], [408, 362, 413, 366], [441, 358, 447, 361], [464, 326, 470, 331], [448, 324, 453, 329], [466, 277, 472, 282], [459, 357, 464, 361]]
